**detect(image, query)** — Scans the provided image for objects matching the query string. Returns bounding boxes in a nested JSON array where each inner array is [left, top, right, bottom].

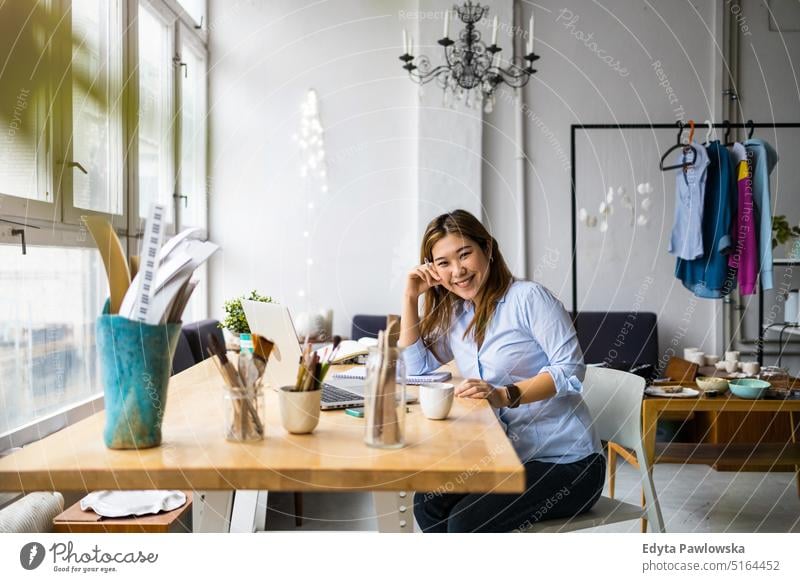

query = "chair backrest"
[[351, 314, 387, 340], [581, 366, 645, 451], [582, 366, 665, 532], [575, 312, 658, 368], [182, 319, 224, 364], [172, 332, 196, 376]]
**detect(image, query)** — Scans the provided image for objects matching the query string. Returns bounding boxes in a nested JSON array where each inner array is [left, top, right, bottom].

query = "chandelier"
[[399, 2, 539, 113]]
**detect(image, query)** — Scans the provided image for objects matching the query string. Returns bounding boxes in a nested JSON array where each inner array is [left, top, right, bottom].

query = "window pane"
[[0, 2, 50, 202], [179, 39, 207, 229], [177, 0, 204, 27], [71, 0, 124, 215], [138, 2, 174, 223], [182, 262, 208, 324], [0, 245, 107, 435]]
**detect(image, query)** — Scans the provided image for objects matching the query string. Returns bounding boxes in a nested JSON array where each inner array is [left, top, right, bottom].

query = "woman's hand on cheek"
[[455, 379, 494, 399], [405, 262, 442, 298]]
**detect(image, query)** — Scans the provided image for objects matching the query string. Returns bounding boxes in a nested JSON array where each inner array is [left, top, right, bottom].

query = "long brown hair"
[[418, 210, 513, 360]]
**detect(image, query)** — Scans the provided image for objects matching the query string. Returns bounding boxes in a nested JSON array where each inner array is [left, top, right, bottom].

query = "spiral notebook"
[[333, 367, 452, 385]]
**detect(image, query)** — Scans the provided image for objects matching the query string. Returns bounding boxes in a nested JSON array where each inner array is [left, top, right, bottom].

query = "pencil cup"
[[96, 311, 181, 450], [278, 386, 321, 434], [364, 346, 406, 449]]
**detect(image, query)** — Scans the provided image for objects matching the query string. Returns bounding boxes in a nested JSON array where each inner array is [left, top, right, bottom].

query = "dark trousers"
[[413, 453, 606, 533]]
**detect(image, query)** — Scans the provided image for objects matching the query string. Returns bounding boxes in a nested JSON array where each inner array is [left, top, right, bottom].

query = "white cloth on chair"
[[80, 490, 186, 518]]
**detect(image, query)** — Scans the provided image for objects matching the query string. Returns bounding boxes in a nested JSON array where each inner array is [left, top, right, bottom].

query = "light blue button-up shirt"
[[404, 280, 601, 464]]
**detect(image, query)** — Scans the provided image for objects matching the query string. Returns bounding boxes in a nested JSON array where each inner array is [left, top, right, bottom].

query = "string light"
[[296, 89, 329, 320]]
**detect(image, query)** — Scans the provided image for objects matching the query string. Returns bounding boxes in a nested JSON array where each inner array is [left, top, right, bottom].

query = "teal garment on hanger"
[[744, 138, 779, 291], [675, 141, 735, 298]]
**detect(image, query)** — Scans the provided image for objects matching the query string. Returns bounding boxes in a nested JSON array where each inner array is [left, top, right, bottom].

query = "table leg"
[[640, 404, 660, 533], [791, 411, 799, 498], [372, 491, 414, 532], [192, 490, 234, 532]]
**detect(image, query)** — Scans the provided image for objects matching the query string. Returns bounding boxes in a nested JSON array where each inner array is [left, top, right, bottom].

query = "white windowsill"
[[0, 393, 105, 457]]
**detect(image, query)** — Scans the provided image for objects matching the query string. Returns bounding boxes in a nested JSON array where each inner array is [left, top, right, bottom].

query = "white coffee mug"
[[683, 347, 700, 360], [419, 383, 455, 420], [724, 360, 739, 374], [688, 352, 706, 366], [705, 355, 720, 366], [742, 361, 760, 376], [725, 350, 740, 362]]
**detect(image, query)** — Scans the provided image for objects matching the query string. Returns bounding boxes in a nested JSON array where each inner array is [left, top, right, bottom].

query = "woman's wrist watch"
[[505, 384, 522, 408]]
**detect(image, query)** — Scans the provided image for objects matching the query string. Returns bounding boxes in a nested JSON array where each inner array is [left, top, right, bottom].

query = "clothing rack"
[[569, 121, 800, 365]]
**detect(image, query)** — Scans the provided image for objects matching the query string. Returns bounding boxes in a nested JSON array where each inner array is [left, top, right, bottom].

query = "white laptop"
[[241, 301, 370, 410]]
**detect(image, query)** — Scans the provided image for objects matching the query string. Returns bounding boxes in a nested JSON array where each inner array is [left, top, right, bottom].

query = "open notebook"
[[333, 366, 452, 385]]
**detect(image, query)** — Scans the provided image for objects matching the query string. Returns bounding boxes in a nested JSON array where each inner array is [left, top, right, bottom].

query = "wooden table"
[[642, 392, 800, 482], [0, 359, 524, 532], [638, 390, 800, 531]]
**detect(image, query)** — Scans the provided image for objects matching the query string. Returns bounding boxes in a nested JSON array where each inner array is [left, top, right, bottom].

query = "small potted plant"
[[772, 215, 800, 259], [220, 290, 273, 349]]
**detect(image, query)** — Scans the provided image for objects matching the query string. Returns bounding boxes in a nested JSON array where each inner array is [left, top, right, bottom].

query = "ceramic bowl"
[[729, 378, 770, 399], [695, 376, 729, 393]]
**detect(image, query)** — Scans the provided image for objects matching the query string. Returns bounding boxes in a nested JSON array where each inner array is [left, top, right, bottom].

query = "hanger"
[[746, 119, 755, 139], [659, 120, 698, 172], [723, 120, 735, 146], [703, 119, 713, 145]]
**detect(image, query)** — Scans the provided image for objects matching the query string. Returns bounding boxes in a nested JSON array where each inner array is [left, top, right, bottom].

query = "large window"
[[0, 0, 207, 440]]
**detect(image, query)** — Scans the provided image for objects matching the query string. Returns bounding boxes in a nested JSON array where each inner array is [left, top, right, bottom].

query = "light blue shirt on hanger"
[[669, 141, 710, 261], [404, 280, 602, 464]]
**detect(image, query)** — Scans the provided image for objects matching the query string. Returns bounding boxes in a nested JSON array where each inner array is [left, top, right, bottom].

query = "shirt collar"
[[459, 285, 510, 313]]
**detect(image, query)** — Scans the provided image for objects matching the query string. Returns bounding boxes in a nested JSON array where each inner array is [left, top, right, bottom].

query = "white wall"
[[208, 0, 417, 336], [208, 0, 798, 364]]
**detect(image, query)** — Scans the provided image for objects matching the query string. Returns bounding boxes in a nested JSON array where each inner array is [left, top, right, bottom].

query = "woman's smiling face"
[[431, 233, 490, 301]]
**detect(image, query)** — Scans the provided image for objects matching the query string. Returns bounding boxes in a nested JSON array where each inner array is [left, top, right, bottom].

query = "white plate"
[[644, 387, 700, 398], [80, 490, 186, 518]]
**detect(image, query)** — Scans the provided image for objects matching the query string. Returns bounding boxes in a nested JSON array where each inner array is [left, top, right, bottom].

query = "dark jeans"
[[413, 453, 606, 532]]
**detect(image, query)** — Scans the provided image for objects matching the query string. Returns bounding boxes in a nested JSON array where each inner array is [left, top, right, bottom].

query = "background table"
[[643, 391, 800, 486]]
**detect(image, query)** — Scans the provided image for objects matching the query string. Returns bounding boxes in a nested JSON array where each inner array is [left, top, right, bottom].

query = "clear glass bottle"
[[363, 346, 406, 449], [223, 385, 265, 442]]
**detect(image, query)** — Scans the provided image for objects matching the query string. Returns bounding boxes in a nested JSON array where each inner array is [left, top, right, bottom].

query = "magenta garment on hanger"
[[728, 144, 758, 294]]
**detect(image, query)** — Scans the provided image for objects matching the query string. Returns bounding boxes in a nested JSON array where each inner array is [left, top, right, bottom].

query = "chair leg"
[[790, 412, 799, 498], [641, 488, 647, 533], [608, 443, 617, 499], [294, 492, 303, 527]]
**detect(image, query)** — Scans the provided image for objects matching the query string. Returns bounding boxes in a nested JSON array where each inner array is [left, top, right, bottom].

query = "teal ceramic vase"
[[96, 311, 181, 449]]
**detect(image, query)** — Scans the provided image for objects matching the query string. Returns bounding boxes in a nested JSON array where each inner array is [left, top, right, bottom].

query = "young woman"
[[400, 209, 605, 533]]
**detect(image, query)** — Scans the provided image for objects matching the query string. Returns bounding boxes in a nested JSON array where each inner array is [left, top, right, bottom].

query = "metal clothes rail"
[[568, 121, 800, 365]]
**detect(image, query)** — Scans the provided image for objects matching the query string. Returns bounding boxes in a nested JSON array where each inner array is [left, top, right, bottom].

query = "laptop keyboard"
[[321, 384, 362, 403]]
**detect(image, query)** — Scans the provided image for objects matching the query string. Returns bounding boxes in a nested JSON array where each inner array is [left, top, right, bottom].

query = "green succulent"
[[220, 290, 274, 334], [772, 215, 800, 250]]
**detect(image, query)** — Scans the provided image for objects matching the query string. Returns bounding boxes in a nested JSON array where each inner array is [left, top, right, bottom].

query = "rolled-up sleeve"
[[403, 336, 453, 375], [525, 285, 585, 397]]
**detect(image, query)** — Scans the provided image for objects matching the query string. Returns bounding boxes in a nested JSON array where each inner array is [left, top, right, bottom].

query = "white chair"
[[525, 367, 665, 532]]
